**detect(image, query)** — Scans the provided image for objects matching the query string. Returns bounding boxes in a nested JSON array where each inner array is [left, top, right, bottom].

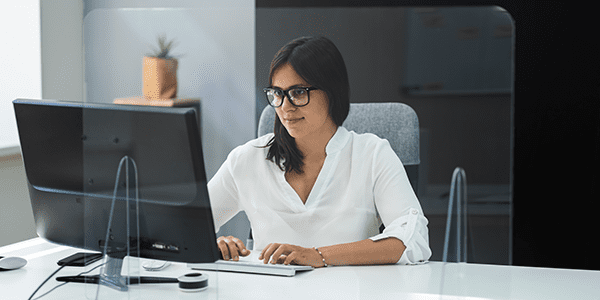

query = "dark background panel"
[[257, 0, 600, 270]]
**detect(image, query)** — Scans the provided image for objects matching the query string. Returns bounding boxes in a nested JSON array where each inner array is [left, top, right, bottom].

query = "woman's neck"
[[295, 125, 338, 161]]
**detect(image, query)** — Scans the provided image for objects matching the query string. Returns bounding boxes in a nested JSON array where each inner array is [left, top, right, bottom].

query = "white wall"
[[0, 156, 36, 247], [0, 1, 41, 247], [40, 0, 84, 102], [0, 1, 41, 149], [0, 0, 84, 247]]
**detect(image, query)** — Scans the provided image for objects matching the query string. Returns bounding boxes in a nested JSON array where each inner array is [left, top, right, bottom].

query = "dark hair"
[[265, 36, 350, 174]]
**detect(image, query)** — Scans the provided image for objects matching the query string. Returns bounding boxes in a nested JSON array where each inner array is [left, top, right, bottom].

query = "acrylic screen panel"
[[256, 6, 514, 265]]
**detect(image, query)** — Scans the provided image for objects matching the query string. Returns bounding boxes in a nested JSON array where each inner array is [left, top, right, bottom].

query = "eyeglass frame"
[[262, 86, 320, 108]]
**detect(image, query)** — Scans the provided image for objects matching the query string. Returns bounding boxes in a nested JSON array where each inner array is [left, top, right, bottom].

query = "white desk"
[[2, 238, 599, 300]]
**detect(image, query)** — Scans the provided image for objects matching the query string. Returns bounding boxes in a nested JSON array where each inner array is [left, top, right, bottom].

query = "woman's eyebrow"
[[269, 84, 310, 89]]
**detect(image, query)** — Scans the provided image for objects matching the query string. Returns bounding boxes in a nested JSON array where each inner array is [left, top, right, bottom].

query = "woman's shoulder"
[[344, 129, 402, 167], [246, 133, 275, 148], [346, 129, 391, 150]]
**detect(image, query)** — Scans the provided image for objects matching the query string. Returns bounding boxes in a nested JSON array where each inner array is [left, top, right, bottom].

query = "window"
[[0, 1, 41, 151]]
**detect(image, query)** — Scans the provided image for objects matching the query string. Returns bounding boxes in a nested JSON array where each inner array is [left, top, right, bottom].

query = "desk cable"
[[28, 259, 106, 300]]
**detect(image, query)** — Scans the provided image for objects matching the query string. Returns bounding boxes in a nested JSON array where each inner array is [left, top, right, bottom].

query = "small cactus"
[[147, 34, 177, 59]]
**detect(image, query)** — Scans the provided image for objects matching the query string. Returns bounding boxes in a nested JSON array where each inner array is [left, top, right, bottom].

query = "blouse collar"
[[325, 126, 350, 155]]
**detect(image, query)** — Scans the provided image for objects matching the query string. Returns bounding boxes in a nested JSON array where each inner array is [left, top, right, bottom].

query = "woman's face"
[[271, 63, 336, 141]]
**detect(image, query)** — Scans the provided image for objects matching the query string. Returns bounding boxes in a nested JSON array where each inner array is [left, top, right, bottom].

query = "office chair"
[[248, 102, 420, 249]]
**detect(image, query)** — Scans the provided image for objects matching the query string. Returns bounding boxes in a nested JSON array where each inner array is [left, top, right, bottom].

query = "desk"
[[2, 238, 599, 300]]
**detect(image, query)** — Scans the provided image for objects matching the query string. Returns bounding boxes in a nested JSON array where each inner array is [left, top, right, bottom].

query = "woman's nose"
[[280, 94, 296, 111]]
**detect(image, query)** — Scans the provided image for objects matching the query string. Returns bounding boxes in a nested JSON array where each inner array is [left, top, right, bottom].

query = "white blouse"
[[208, 126, 431, 264]]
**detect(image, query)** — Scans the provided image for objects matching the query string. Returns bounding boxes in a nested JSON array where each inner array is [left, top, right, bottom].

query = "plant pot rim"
[[144, 56, 178, 60]]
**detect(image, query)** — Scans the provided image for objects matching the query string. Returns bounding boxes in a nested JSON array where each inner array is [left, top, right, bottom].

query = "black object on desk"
[[57, 252, 103, 267], [56, 275, 178, 284]]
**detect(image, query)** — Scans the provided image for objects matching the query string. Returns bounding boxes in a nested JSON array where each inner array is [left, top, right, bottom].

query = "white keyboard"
[[188, 253, 313, 276]]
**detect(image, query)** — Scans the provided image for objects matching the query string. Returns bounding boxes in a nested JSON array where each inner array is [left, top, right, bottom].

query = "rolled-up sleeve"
[[368, 140, 432, 265], [370, 208, 431, 264]]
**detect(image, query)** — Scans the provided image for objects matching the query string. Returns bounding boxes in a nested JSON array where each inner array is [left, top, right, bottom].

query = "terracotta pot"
[[143, 56, 178, 100]]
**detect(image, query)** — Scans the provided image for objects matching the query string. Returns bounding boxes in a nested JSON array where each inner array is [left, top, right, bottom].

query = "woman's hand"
[[217, 236, 251, 261], [259, 243, 326, 268]]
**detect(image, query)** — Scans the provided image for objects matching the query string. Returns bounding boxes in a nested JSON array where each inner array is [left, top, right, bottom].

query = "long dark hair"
[[264, 36, 350, 174]]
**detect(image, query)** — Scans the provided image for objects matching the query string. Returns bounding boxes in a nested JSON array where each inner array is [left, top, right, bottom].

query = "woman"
[[209, 36, 430, 267]]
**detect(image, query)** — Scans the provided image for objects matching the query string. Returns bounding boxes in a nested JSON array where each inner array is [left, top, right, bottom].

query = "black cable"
[[30, 263, 106, 300], [27, 264, 67, 300], [28, 255, 105, 300]]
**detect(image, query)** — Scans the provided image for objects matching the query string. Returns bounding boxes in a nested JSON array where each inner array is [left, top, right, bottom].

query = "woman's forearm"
[[318, 237, 406, 266]]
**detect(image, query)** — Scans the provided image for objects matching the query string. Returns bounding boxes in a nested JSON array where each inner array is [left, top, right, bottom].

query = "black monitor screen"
[[13, 99, 219, 264]]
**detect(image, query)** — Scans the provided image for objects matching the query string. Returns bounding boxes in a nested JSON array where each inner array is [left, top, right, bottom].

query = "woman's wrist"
[[313, 247, 328, 267]]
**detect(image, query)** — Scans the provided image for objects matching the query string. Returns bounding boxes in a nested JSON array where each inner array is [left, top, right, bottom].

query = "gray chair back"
[[257, 102, 420, 191]]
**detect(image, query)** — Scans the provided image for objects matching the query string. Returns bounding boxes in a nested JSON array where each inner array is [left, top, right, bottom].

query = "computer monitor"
[[13, 99, 219, 287]]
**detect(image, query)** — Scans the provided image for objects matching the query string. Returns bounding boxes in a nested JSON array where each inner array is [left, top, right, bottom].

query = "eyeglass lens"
[[265, 88, 310, 107]]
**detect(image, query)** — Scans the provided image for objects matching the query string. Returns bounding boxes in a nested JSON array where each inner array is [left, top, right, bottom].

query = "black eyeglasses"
[[263, 87, 319, 108]]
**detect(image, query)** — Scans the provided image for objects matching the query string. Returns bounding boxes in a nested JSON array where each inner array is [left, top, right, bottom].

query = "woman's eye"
[[291, 89, 306, 97]]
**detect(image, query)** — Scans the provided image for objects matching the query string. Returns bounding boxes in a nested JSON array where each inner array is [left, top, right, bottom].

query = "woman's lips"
[[284, 117, 304, 123]]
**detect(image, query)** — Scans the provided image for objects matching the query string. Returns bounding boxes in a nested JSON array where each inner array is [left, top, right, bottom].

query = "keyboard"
[[188, 253, 313, 276]]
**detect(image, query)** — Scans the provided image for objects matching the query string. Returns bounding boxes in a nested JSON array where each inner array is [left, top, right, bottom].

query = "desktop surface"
[[2, 238, 600, 300]]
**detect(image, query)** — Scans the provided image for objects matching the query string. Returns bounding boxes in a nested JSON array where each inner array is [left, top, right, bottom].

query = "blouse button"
[[411, 209, 418, 215]]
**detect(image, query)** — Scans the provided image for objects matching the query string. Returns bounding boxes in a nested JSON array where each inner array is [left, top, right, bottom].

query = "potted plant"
[[143, 35, 178, 100]]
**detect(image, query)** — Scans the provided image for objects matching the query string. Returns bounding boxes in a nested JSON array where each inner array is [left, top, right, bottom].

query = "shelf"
[[114, 96, 200, 107]]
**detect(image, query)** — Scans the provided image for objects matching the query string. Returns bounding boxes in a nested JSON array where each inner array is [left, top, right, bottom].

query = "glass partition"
[[403, 6, 513, 266], [82, 4, 255, 298], [79, 3, 514, 298], [83, 7, 255, 180], [256, 5, 514, 266]]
